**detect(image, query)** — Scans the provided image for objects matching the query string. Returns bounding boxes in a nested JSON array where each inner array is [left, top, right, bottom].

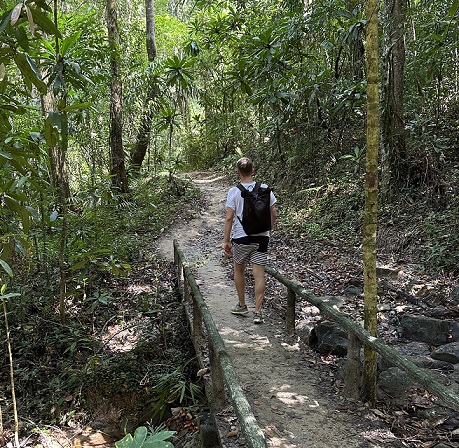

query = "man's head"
[[237, 157, 254, 176]]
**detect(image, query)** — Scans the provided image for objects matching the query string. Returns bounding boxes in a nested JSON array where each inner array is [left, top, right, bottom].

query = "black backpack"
[[236, 182, 272, 235]]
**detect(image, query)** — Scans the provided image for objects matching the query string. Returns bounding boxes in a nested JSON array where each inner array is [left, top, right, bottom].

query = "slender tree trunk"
[[130, 86, 158, 171], [107, 0, 129, 193], [362, 0, 379, 404], [130, 0, 158, 172], [41, 91, 71, 199], [145, 0, 157, 62], [381, 0, 407, 196]]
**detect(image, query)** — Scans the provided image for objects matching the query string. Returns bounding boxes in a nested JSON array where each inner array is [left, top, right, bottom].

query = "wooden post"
[[209, 342, 226, 411], [344, 331, 362, 399], [193, 298, 203, 343], [184, 276, 191, 303], [286, 287, 296, 335]]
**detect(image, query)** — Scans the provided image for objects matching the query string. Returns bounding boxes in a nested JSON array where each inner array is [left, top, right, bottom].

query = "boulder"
[[295, 320, 314, 342], [450, 321, 459, 342], [431, 342, 459, 364], [399, 315, 450, 345], [309, 321, 348, 357], [377, 367, 419, 402]]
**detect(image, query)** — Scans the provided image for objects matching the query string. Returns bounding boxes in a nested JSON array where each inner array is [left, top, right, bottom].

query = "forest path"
[[154, 172, 392, 448]]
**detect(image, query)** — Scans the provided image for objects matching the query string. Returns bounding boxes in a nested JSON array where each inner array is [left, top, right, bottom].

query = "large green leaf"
[[0, 9, 14, 34], [60, 102, 92, 112], [27, 6, 62, 37], [15, 25, 30, 51], [115, 427, 175, 448], [14, 52, 47, 94], [0, 259, 13, 277], [60, 31, 82, 56]]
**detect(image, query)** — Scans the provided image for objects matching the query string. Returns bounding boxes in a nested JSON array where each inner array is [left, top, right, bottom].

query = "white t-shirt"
[[225, 181, 277, 239]]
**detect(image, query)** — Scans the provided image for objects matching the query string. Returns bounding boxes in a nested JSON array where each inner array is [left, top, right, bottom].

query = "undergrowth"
[[0, 174, 203, 445]]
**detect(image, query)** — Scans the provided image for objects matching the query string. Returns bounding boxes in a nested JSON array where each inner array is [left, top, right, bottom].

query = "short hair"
[[237, 157, 253, 175]]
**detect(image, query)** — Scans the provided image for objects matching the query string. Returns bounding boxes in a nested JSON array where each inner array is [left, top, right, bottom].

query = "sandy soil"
[[154, 172, 396, 448]]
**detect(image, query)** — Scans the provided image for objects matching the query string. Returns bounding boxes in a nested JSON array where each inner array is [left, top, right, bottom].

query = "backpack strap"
[[236, 182, 261, 194]]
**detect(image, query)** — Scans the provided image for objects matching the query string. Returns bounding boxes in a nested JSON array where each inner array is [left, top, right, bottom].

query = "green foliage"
[[116, 426, 175, 448], [423, 203, 459, 273], [281, 176, 364, 244], [150, 361, 202, 421]]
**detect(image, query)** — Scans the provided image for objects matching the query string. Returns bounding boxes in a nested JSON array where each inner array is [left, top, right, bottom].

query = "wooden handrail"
[[173, 240, 267, 448], [264, 265, 459, 412]]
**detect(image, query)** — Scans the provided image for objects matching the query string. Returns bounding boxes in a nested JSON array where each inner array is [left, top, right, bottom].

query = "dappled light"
[[2, 0, 458, 446]]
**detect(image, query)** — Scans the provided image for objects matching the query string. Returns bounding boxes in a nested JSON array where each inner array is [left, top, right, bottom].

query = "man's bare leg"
[[252, 263, 266, 314], [234, 262, 246, 306]]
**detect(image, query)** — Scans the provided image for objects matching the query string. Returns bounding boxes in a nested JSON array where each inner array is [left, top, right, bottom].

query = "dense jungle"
[[0, 0, 458, 446]]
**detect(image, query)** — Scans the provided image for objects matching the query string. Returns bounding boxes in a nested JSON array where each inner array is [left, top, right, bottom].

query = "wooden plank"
[[174, 240, 267, 448]]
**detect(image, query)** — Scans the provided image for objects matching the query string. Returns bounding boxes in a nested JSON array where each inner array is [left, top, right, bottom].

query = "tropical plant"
[[115, 425, 175, 448]]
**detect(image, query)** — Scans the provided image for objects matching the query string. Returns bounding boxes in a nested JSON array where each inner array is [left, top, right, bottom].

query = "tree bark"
[[362, 0, 380, 404], [145, 0, 157, 62], [107, 0, 129, 193], [130, 85, 158, 171], [381, 0, 407, 195], [40, 91, 71, 199], [130, 0, 158, 172]]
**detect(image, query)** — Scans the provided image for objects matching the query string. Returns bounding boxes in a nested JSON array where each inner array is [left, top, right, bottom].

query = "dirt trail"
[[155, 172, 392, 448]]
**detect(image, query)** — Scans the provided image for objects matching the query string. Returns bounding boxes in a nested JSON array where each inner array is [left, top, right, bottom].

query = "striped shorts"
[[232, 240, 268, 266]]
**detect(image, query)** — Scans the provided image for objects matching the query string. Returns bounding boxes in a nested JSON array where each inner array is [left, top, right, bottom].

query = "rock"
[[309, 321, 348, 357], [296, 320, 314, 342], [376, 266, 401, 279], [450, 364, 459, 383], [399, 315, 450, 345], [398, 341, 431, 356], [450, 321, 459, 342], [449, 287, 459, 305], [377, 367, 419, 402], [378, 342, 430, 371], [343, 285, 363, 296], [431, 342, 459, 364]]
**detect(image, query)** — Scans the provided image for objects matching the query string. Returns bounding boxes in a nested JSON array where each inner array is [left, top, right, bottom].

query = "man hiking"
[[223, 157, 277, 324]]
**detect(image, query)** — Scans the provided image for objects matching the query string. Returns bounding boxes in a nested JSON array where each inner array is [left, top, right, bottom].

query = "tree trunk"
[[41, 91, 71, 199], [362, 0, 379, 404], [130, 85, 158, 171], [145, 0, 157, 62], [381, 0, 407, 196], [130, 0, 158, 172], [107, 0, 129, 193]]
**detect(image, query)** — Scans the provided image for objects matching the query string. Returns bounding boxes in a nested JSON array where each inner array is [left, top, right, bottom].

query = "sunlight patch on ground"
[[270, 384, 320, 409], [280, 341, 300, 352], [224, 338, 270, 351], [102, 320, 145, 352], [263, 425, 298, 448], [276, 391, 309, 406], [193, 175, 227, 183], [219, 327, 272, 349], [126, 283, 155, 294]]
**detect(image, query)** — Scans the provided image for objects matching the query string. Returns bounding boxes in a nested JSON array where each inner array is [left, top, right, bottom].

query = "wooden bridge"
[[173, 239, 459, 448]]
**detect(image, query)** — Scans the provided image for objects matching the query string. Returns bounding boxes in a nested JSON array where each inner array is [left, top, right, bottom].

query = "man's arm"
[[223, 207, 234, 256]]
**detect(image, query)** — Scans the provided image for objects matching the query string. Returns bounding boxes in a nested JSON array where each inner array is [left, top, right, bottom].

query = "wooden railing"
[[173, 237, 459, 448], [173, 240, 267, 448], [264, 265, 459, 412]]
